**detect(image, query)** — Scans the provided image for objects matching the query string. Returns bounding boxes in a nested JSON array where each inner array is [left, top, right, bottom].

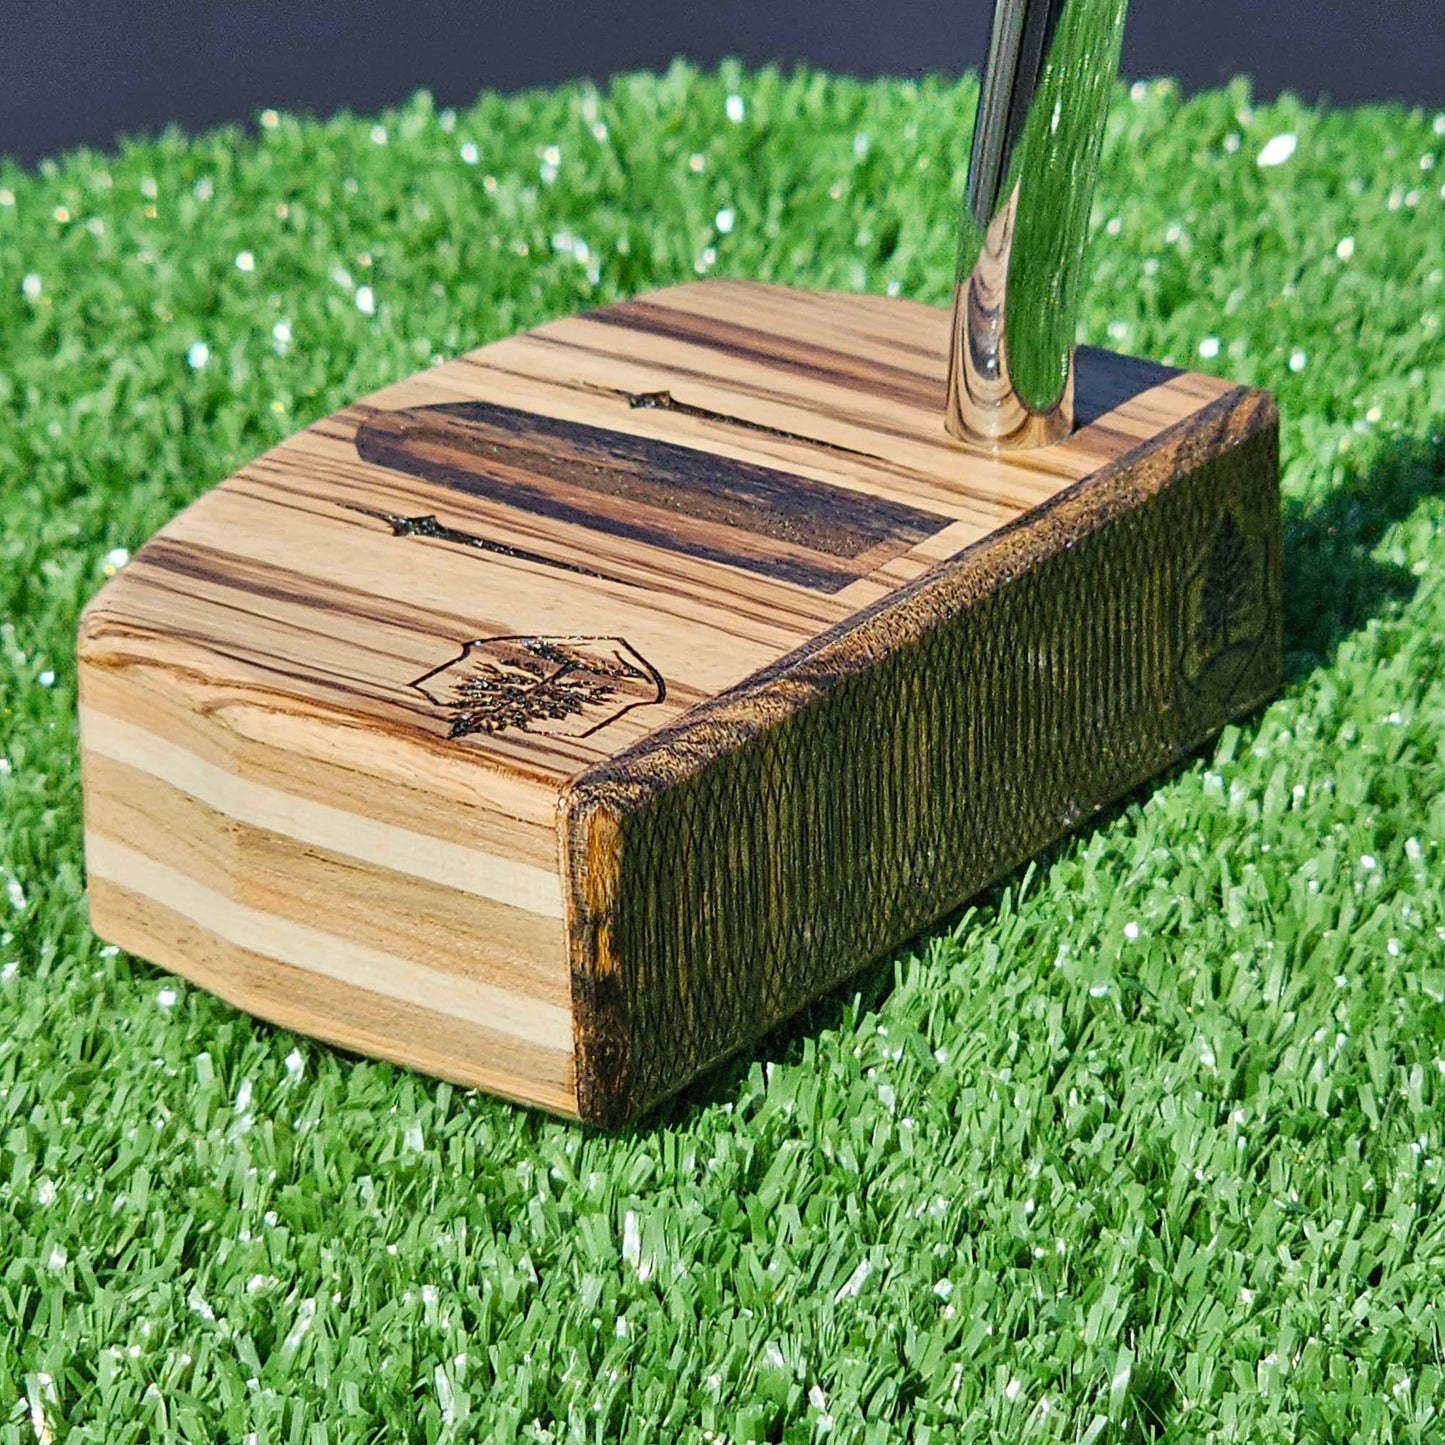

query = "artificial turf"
[[1, 61, 1444, 1443]]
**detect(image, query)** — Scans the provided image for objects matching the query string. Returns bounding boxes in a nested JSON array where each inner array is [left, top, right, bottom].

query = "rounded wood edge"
[[556, 787, 638, 1129]]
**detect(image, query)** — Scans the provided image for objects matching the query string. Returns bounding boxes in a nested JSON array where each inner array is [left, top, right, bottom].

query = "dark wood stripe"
[[591, 297, 944, 412], [1072, 346, 1184, 427], [589, 298, 1178, 438], [353, 400, 949, 595], [257, 433, 853, 613]]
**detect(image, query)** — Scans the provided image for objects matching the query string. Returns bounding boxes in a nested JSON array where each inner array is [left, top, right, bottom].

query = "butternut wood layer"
[[84, 749, 570, 1004], [89, 873, 576, 1114], [80, 704, 565, 921]]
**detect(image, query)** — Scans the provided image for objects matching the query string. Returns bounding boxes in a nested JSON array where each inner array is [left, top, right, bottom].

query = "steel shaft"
[[945, 0, 1129, 449]]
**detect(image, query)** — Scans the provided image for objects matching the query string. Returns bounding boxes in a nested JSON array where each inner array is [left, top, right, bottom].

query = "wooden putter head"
[[77, 0, 1280, 1128]]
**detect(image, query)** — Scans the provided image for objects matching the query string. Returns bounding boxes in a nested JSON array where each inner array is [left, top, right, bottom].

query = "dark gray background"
[[4, 0, 1438, 166]]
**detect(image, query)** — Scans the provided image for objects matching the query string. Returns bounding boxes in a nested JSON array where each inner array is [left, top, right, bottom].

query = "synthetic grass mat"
[[2, 63, 1445, 1443]]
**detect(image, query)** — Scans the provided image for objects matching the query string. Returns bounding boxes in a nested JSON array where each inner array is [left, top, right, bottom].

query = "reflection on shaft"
[[945, 0, 1128, 450]]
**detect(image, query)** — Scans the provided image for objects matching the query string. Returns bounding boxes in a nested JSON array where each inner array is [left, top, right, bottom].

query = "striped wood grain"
[[77, 280, 1274, 1122]]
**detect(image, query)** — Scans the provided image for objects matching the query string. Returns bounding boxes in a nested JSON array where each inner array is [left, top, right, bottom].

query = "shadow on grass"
[[648, 424, 1445, 1134], [1280, 427, 1444, 682]]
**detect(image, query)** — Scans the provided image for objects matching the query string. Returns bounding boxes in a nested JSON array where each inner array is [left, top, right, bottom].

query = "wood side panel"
[[562, 387, 1281, 1127]]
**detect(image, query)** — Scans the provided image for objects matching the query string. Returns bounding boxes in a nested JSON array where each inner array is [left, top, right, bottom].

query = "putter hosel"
[[945, 0, 1128, 449]]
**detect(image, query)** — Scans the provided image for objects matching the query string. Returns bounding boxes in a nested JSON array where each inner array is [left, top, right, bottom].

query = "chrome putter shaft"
[[946, 0, 1129, 449]]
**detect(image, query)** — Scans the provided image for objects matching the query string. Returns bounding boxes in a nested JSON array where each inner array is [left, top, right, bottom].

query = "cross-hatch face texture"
[[564, 401, 1279, 1127]]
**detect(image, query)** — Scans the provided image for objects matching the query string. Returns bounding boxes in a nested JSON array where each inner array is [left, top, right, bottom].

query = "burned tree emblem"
[[1180, 512, 1267, 694], [412, 636, 665, 740]]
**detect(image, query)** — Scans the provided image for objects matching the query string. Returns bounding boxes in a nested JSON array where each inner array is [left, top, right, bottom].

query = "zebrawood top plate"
[[82, 280, 1235, 796]]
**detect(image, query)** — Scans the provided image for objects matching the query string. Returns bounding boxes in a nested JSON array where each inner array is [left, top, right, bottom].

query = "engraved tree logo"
[[1194, 514, 1253, 657], [411, 637, 665, 740], [446, 641, 619, 739], [1181, 511, 1268, 693]]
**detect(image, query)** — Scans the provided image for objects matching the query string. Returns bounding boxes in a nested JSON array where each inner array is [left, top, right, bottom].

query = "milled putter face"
[[76, 5, 1280, 1128]]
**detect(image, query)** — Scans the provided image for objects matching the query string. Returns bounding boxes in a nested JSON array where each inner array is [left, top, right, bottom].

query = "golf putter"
[[77, 0, 1280, 1128]]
